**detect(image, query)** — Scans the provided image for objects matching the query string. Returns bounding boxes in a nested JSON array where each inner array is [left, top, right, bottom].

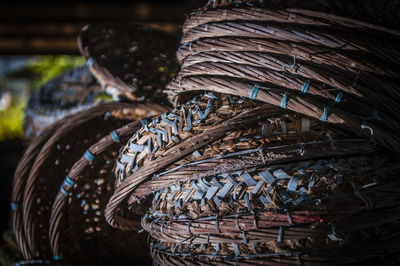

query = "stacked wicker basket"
[[106, 1, 400, 265], [11, 0, 400, 265]]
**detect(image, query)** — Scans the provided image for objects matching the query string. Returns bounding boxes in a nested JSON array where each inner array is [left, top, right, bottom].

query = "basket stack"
[[12, 21, 178, 265], [11, 1, 400, 265], [12, 102, 168, 265], [166, 0, 400, 151], [104, 1, 400, 265]]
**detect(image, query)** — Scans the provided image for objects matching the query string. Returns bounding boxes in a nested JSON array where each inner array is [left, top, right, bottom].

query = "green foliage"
[[0, 55, 86, 141], [0, 99, 24, 140], [29, 55, 86, 89]]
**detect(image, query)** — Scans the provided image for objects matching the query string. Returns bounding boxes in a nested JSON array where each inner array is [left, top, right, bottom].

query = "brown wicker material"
[[144, 152, 400, 265], [12, 102, 167, 261], [164, 4, 400, 151], [78, 23, 179, 102], [48, 121, 149, 264], [104, 92, 368, 231], [24, 65, 103, 139], [199, 0, 400, 30]]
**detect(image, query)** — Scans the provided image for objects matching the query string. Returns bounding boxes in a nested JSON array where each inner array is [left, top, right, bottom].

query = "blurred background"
[[0, 0, 206, 264]]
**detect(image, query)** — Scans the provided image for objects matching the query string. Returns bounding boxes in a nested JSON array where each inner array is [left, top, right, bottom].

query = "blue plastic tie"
[[53, 256, 62, 261], [141, 118, 149, 126], [84, 150, 94, 162], [110, 130, 120, 142], [301, 80, 310, 94], [11, 202, 19, 210], [335, 92, 343, 103], [64, 176, 74, 187], [60, 185, 68, 196], [250, 85, 259, 99], [320, 107, 329, 122], [280, 93, 288, 109]]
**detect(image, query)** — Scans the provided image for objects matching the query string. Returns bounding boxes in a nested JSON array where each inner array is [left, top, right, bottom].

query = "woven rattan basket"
[[165, 2, 400, 151], [24, 65, 103, 139], [78, 23, 179, 103], [104, 92, 370, 229], [145, 153, 400, 265], [11, 102, 167, 263]]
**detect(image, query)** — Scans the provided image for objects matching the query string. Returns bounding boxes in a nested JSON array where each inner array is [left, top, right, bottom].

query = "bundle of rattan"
[[78, 23, 179, 103], [200, 0, 400, 29], [100, 1, 400, 265], [11, 102, 168, 265], [24, 65, 104, 139], [145, 153, 400, 265], [105, 93, 354, 229], [101, 92, 400, 265], [165, 1, 400, 151]]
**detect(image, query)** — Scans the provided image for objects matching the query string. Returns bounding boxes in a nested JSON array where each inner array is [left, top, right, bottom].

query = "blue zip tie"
[[84, 150, 94, 161], [110, 130, 120, 142], [141, 118, 149, 126], [11, 202, 19, 210], [53, 256, 62, 261], [250, 85, 259, 99], [301, 80, 310, 94], [64, 176, 74, 187], [335, 92, 343, 103], [278, 226, 284, 242], [60, 185, 68, 196], [242, 231, 247, 244], [280, 93, 288, 109], [320, 106, 329, 122]]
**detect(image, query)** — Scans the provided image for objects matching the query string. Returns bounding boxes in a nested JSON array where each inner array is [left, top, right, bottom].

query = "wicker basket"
[[164, 3, 400, 151], [24, 65, 103, 139], [78, 23, 180, 103], [145, 152, 400, 265], [104, 92, 373, 230], [11, 102, 167, 262]]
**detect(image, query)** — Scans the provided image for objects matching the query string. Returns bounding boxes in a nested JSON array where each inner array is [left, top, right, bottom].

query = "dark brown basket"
[[48, 121, 150, 265], [164, 4, 400, 151], [24, 65, 103, 139], [11, 102, 168, 262], [198, 0, 400, 30], [145, 152, 400, 265], [78, 23, 180, 103], [104, 92, 368, 231]]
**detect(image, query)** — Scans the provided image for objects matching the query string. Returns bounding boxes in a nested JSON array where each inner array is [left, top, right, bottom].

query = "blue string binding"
[[60, 185, 68, 196], [335, 92, 343, 103], [280, 93, 288, 109], [11, 202, 19, 210], [53, 256, 62, 261], [141, 118, 149, 126], [320, 106, 329, 122], [110, 130, 120, 143], [301, 80, 310, 94], [250, 85, 259, 99], [84, 150, 94, 162], [64, 176, 75, 188]]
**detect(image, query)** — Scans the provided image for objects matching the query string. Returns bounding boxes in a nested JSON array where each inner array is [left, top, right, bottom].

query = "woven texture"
[[165, 2, 400, 151], [12, 102, 167, 263], [103, 1, 400, 265]]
